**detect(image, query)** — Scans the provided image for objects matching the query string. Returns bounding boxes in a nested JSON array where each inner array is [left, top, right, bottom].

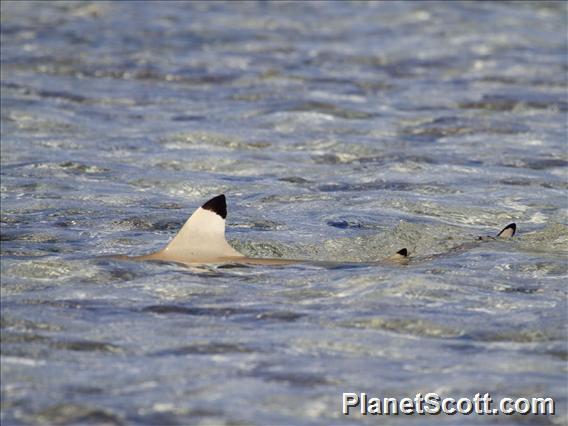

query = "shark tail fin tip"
[[385, 247, 409, 263], [497, 223, 516, 238]]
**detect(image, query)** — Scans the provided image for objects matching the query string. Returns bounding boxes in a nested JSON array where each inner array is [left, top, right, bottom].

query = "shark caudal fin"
[[156, 194, 244, 262], [497, 223, 516, 238], [384, 248, 409, 264]]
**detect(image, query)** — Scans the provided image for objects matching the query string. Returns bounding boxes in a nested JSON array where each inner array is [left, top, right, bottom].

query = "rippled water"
[[1, 1, 567, 425]]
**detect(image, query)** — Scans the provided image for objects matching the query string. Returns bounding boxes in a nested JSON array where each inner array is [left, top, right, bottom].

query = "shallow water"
[[1, 1, 567, 425]]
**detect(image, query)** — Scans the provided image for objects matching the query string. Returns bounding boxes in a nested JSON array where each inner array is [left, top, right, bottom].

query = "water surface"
[[1, 1, 567, 425]]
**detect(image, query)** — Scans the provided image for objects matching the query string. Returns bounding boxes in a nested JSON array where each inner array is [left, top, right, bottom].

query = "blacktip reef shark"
[[113, 194, 516, 268], [113, 194, 409, 267]]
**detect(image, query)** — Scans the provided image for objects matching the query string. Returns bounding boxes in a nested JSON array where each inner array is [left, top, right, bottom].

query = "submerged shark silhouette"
[[113, 194, 516, 268]]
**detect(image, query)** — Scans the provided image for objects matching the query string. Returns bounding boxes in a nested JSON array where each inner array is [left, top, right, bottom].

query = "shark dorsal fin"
[[158, 194, 244, 261], [497, 223, 516, 238]]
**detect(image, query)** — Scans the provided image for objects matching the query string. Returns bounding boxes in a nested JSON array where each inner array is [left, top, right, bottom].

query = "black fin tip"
[[497, 223, 516, 237], [202, 194, 227, 219]]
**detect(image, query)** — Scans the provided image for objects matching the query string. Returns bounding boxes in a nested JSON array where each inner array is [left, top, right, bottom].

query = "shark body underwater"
[[112, 194, 517, 268]]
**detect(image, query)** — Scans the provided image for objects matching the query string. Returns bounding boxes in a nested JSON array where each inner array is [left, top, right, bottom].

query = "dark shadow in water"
[[141, 305, 306, 322], [49, 340, 123, 353], [245, 364, 336, 387], [32, 403, 124, 426], [141, 305, 258, 316], [151, 342, 256, 356], [460, 93, 568, 112]]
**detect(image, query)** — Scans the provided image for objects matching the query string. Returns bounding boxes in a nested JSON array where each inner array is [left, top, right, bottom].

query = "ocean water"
[[1, 1, 567, 425]]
